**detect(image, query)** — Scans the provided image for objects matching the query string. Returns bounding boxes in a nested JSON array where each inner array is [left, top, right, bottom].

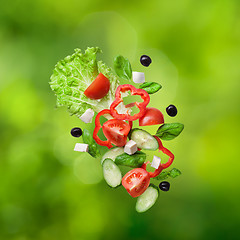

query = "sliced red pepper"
[[110, 84, 150, 121], [93, 109, 113, 149], [141, 136, 174, 178]]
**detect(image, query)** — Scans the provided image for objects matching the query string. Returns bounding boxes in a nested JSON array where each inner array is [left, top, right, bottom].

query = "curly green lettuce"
[[49, 47, 120, 117]]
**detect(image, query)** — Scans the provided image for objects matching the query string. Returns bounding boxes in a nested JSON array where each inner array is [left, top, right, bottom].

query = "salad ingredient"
[[114, 55, 132, 80], [84, 73, 110, 100], [169, 168, 182, 178], [155, 123, 184, 140], [102, 119, 131, 147], [93, 109, 113, 149], [140, 55, 152, 67], [159, 181, 170, 191], [139, 107, 164, 126], [139, 82, 162, 94], [115, 151, 146, 168], [135, 184, 159, 213], [124, 140, 137, 155], [151, 155, 161, 169], [50, 47, 120, 117], [74, 143, 89, 152], [145, 136, 174, 178], [129, 128, 159, 150], [154, 171, 169, 180], [122, 168, 150, 197], [132, 72, 145, 84], [71, 127, 82, 137], [79, 108, 95, 123], [166, 104, 177, 117], [82, 129, 101, 158], [110, 84, 150, 121], [154, 168, 182, 180], [101, 147, 124, 164], [102, 158, 122, 188]]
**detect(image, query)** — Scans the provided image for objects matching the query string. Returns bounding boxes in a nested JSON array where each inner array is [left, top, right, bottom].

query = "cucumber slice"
[[130, 128, 159, 150], [101, 147, 124, 164], [136, 184, 159, 213], [102, 158, 122, 188]]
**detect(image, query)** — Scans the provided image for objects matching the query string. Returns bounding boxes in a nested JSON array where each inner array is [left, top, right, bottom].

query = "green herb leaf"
[[115, 151, 146, 168], [154, 171, 169, 180], [154, 168, 182, 180], [113, 55, 132, 80], [82, 129, 100, 158], [50, 47, 120, 117], [155, 123, 184, 140], [169, 168, 182, 178], [139, 82, 162, 94]]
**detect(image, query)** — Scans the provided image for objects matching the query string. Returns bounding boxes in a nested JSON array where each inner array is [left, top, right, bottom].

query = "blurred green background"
[[1, 0, 240, 239]]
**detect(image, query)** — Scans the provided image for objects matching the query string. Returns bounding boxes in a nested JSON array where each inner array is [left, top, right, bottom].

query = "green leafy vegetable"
[[169, 168, 182, 178], [154, 168, 182, 180], [139, 82, 162, 94], [50, 47, 120, 117], [115, 151, 146, 167], [82, 129, 100, 158], [113, 55, 132, 80], [155, 123, 184, 140]]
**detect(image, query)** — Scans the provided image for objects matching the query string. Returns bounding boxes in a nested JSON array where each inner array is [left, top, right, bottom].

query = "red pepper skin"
[[110, 84, 150, 121], [141, 136, 175, 178], [93, 109, 113, 149]]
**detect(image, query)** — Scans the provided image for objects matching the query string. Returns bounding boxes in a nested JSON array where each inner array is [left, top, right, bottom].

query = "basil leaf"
[[154, 168, 182, 180], [154, 171, 169, 180], [169, 168, 182, 178], [82, 129, 101, 158], [115, 151, 146, 167], [114, 55, 132, 80], [155, 123, 184, 140], [139, 82, 162, 94]]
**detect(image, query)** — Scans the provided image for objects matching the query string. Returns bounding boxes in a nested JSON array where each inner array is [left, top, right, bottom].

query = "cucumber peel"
[[102, 158, 122, 188], [130, 128, 159, 150], [136, 184, 159, 213]]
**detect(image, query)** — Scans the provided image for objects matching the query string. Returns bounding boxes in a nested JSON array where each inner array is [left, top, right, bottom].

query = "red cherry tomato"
[[84, 73, 110, 100], [102, 119, 130, 147], [122, 168, 150, 197], [139, 107, 164, 126]]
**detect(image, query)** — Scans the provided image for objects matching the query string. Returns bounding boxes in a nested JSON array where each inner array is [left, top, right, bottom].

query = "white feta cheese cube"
[[74, 143, 89, 152], [132, 72, 145, 84], [124, 140, 138, 155], [151, 155, 161, 169], [79, 109, 94, 123]]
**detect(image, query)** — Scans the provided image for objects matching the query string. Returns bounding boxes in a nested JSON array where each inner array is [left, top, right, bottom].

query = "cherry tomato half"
[[122, 168, 150, 198], [84, 73, 110, 100], [139, 107, 164, 126], [102, 119, 130, 147]]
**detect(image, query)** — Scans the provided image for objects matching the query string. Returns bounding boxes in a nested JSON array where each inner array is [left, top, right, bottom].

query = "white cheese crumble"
[[132, 72, 145, 84], [124, 140, 138, 155], [74, 143, 89, 152], [151, 155, 161, 169], [79, 109, 94, 123]]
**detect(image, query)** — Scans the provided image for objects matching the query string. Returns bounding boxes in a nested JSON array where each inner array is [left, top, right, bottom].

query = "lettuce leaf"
[[49, 47, 120, 117]]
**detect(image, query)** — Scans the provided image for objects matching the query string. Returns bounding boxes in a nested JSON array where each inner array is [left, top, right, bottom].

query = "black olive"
[[71, 127, 82, 137], [166, 105, 177, 117], [159, 181, 170, 191], [140, 55, 152, 67]]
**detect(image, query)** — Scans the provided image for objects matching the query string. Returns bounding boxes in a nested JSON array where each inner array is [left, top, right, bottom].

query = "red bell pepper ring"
[[110, 84, 150, 121], [93, 109, 113, 149], [141, 136, 175, 178]]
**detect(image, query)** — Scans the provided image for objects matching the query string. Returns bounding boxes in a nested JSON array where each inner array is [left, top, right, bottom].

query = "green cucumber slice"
[[136, 184, 159, 213], [130, 128, 159, 150], [101, 147, 124, 165], [102, 158, 122, 188]]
